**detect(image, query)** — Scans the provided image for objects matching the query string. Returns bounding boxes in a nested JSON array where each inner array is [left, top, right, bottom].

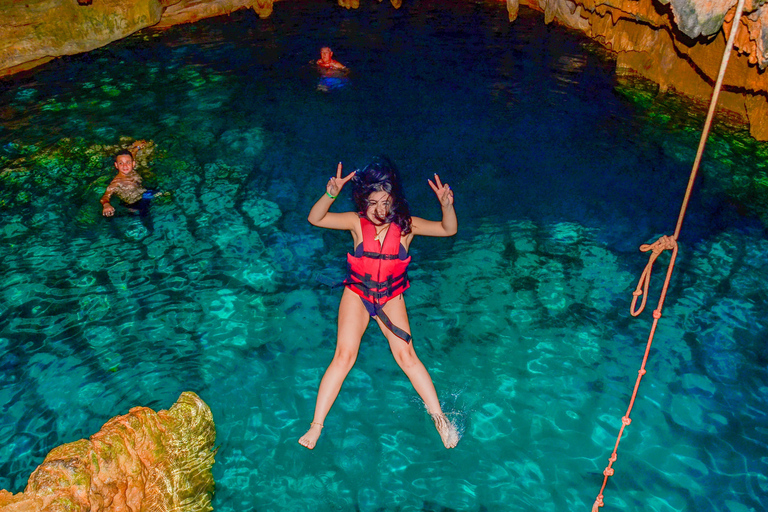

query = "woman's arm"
[[307, 162, 357, 230], [411, 173, 457, 237]]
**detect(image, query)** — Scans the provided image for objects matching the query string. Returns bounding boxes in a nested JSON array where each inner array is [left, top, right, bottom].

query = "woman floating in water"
[[299, 156, 460, 450]]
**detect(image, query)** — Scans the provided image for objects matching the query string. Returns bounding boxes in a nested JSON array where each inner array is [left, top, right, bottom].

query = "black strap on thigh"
[[373, 303, 412, 344]]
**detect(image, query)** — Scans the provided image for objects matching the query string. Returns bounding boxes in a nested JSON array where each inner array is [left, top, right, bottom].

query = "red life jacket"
[[345, 217, 411, 305]]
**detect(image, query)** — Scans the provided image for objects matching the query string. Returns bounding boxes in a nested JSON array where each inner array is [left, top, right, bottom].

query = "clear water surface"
[[1, 1, 767, 511]]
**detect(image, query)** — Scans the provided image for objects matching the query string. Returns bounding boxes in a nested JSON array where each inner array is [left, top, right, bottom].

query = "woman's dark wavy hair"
[[351, 156, 412, 235]]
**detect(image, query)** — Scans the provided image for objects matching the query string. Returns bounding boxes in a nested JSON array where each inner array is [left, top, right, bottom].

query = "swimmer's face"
[[365, 191, 392, 225], [320, 48, 332, 61], [114, 154, 135, 175]]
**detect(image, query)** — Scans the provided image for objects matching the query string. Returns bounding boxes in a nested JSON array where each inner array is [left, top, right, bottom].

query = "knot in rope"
[[592, 494, 604, 512], [630, 235, 678, 317], [640, 234, 676, 253]]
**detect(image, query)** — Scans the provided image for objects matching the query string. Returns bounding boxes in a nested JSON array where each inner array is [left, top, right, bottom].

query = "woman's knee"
[[331, 349, 358, 370], [393, 348, 420, 370]]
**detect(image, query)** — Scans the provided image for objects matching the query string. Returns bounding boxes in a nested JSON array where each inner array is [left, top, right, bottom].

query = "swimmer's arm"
[[100, 181, 117, 217]]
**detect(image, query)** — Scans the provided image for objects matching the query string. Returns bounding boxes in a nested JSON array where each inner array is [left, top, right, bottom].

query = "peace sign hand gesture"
[[327, 162, 356, 198], [428, 173, 454, 207]]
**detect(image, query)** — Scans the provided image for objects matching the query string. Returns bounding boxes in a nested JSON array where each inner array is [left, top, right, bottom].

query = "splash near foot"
[[432, 413, 460, 449]]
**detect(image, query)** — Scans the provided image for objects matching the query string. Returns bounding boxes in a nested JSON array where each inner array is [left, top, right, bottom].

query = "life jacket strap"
[[346, 269, 408, 300], [360, 251, 401, 260], [371, 303, 412, 344]]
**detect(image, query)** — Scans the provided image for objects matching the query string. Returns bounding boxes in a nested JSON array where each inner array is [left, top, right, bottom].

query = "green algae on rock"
[[613, 73, 768, 226]]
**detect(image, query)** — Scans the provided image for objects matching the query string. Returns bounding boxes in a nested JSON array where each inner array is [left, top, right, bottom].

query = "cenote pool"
[[1, 0, 767, 510]]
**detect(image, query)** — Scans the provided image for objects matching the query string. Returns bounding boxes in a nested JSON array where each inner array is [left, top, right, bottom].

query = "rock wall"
[[509, 0, 768, 139], [157, 0, 277, 27], [0, 0, 279, 75], [0, 392, 216, 512], [0, 0, 164, 76], [0, 0, 766, 138]]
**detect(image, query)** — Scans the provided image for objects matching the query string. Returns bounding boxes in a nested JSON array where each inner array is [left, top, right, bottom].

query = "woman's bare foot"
[[431, 413, 459, 449], [298, 422, 324, 449]]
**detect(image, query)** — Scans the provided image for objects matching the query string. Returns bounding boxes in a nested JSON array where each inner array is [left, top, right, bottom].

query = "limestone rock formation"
[[513, 0, 768, 139], [156, 0, 276, 26], [0, 392, 216, 512], [0, 0, 281, 75], [0, 0, 164, 76]]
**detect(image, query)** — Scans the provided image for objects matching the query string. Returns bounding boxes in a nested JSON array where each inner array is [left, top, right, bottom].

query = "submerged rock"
[[0, 391, 216, 512]]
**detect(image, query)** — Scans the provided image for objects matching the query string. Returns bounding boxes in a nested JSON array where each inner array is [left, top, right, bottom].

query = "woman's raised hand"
[[428, 173, 454, 207], [327, 162, 356, 197]]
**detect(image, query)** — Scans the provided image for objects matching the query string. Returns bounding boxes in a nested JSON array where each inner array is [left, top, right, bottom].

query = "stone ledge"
[[0, 392, 216, 512]]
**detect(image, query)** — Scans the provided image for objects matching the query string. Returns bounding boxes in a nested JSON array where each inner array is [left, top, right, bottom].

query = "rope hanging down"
[[591, 0, 747, 509]]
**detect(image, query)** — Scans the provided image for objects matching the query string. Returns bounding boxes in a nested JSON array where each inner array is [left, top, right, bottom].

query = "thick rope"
[[591, 0, 746, 509]]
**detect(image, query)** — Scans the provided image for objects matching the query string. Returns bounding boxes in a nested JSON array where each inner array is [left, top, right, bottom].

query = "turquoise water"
[[2, 1, 768, 510]]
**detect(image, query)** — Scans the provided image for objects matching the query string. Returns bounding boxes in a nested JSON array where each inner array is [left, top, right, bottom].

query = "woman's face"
[[365, 191, 392, 225]]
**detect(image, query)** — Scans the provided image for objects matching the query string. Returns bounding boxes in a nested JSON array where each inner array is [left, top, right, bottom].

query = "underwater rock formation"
[[0, 0, 766, 137], [0, 392, 216, 512]]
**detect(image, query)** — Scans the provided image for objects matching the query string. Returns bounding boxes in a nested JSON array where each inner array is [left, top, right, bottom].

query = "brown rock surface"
[[517, 0, 768, 139], [0, 392, 216, 512], [156, 0, 276, 26], [0, 0, 164, 76]]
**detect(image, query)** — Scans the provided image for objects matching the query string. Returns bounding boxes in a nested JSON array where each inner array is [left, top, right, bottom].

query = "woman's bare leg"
[[299, 288, 370, 449], [377, 296, 459, 449]]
